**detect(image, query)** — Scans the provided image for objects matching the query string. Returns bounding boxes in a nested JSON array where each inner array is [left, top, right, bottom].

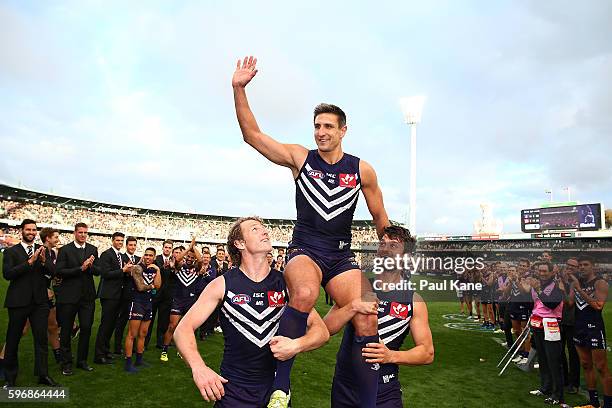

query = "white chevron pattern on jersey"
[[378, 313, 411, 345], [222, 290, 286, 348], [297, 164, 361, 222], [575, 292, 589, 310], [176, 267, 198, 287], [143, 270, 155, 286]]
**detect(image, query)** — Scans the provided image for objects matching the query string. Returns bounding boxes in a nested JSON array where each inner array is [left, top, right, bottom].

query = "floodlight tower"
[[400, 96, 425, 236]]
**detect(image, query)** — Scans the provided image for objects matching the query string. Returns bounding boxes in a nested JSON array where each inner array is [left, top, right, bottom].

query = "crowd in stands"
[[0, 200, 378, 246]]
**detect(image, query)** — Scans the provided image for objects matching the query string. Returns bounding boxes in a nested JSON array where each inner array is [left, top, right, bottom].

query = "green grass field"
[[1, 250, 610, 407]]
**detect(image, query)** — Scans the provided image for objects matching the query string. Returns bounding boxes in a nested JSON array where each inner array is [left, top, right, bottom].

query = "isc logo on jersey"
[[267, 291, 286, 307], [390, 302, 410, 319], [231, 294, 251, 304], [307, 170, 324, 179], [339, 173, 357, 188]]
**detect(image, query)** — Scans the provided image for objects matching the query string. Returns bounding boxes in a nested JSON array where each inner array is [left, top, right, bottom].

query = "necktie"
[[130, 255, 135, 264], [117, 252, 123, 267], [27, 245, 33, 258], [50, 250, 56, 264]]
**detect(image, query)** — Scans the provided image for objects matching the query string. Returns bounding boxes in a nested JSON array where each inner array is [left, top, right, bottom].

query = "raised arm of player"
[[174, 277, 228, 402], [269, 309, 330, 361], [323, 297, 379, 336], [363, 293, 434, 366], [360, 160, 390, 239], [232, 56, 308, 178]]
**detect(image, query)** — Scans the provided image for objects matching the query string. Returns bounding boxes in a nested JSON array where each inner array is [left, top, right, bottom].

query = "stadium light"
[[399, 95, 426, 236]]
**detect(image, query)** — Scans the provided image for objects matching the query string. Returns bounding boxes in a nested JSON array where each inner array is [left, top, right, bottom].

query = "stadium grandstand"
[[0, 183, 380, 253]]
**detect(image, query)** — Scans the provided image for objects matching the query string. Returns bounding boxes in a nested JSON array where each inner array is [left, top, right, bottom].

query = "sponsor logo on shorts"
[[307, 170, 324, 179], [231, 294, 251, 304], [267, 291, 286, 307], [371, 363, 380, 371], [382, 373, 395, 383], [339, 173, 357, 188], [390, 302, 409, 320], [339, 241, 350, 250]]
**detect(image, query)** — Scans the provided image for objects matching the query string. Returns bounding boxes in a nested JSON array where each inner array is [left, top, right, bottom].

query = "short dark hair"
[[112, 232, 125, 240], [75, 222, 88, 231], [20, 219, 37, 229], [217, 248, 225, 254], [227, 216, 263, 267], [577, 255, 594, 265], [382, 225, 415, 253], [145, 247, 156, 254], [216, 244, 224, 249], [535, 261, 554, 272], [314, 103, 346, 128], [40, 227, 59, 243], [162, 239, 173, 247], [126, 236, 137, 244], [518, 258, 530, 265]]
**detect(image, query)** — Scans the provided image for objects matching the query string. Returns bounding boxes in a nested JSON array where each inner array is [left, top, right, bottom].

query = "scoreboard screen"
[[521, 203, 602, 232]]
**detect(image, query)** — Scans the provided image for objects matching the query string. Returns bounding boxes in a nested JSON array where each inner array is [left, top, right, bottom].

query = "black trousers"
[[533, 329, 564, 401], [561, 324, 580, 388], [57, 299, 95, 367], [499, 302, 514, 346], [114, 295, 132, 352], [4, 303, 50, 384], [94, 298, 121, 358], [145, 293, 171, 347]]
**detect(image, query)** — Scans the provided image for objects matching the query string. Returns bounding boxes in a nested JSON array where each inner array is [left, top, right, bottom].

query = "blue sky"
[[1, 0, 611, 235]]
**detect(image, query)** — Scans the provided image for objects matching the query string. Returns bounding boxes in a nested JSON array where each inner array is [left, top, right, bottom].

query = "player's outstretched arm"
[[323, 296, 379, 336], [360, 160, 390, 239], [232, 56, 308, 176], [269, 309, 330, 361], [174, 277, 228, 402], [363, 293, 434, 365]]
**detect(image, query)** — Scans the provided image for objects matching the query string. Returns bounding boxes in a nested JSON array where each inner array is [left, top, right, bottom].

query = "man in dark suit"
[[113, 236, 139, 354], [94, 232, 133, 364], [55, 222, 101, 375], [146, 239, 174, 349], [2, 219, 60, 387]]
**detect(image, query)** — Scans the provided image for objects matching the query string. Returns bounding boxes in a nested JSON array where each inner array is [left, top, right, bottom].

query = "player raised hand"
[[232, 56, 258, 88]]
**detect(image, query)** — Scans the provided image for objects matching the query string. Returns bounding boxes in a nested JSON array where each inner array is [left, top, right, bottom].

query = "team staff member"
[[94, 232, 133, 364], [55, 222, 101, 375], [114, 236, 139, 355], [2, 219, 60, 387], [40, 227, 62, 364], [523, 262, 566, 406]]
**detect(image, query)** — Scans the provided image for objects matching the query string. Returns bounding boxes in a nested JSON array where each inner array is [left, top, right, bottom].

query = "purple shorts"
[[128, 301, 152, 321], [287, 246, 360, 288], [213, 380, 272, 408], [331, 374, 403, 408]]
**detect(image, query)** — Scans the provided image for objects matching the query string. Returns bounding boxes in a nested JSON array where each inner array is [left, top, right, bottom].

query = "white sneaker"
[[512, 356, 523, 363], [501, 342, 508, 347], [534, 363, 539, 369], [518, 357, 528, 365], [214, 327, 223, 333], [529, 389, 546, 396]]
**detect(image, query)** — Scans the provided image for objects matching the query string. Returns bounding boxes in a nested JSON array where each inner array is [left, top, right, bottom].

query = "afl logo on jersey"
[[231, 294, 251, 304], [390, 302, 409, 319], [307, 170, 324, 179], [339, 173, 357, 188], [267, 291, 286, 307]]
